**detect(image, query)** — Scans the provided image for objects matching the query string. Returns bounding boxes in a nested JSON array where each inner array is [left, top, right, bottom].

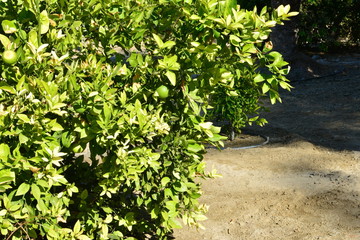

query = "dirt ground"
[[173, 52, 360, 240]]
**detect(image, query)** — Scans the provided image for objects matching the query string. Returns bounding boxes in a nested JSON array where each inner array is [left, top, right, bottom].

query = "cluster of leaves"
[[298, 0, 360, 51], [206, 4, 295, 133], [0, 0, 295, 239]]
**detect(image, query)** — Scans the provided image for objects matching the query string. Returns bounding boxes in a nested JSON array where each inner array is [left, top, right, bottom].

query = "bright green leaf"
[[0, 144, 10, 161], [2, 20, 17, 34], [0, 169, 15, 185], [16, 182, 30, 196], [229, 35, 241, 46], [19, 133, 29, 144], [39, 10, 50, 34], [50, 120, 64, 131], [187, 143, 203, 153], [262, 83, 270, 93], [165, 71, 176, 86], [78, 235, 91, 240], [73, 220, 81, 234], [36, 199, 48, 213], [161, 177, 170, 186], [152, 33, 163, 48], [0, 85, 16, 94], [254, 74, 265, 83], [17, 114, 30, 123], [0, 34, 11, 49], [163, 41, 176, 49], [28, 29, 38, 47], [31, 184, 41, 200]]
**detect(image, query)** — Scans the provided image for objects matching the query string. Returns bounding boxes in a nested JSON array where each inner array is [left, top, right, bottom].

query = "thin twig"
[[6, 222, 31, 240]]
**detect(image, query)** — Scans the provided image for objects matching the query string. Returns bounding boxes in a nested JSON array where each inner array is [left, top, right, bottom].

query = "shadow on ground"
[[247, 59, 360, 151]]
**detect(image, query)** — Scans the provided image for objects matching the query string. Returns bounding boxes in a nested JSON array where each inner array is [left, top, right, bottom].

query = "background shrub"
[[298, 0, 360, 51]]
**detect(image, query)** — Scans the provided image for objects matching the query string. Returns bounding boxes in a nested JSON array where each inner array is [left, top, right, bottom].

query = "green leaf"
[[165, 71, 176, 86], [159, 55, 180, 71], [134, 11, 144, 23], [50, 119, 64, 131], [16, 182, 30, 196], [61, 132, 72, 148], [224, 0, 237, 16], [36, 199, 48, 213], [9, 204, 21, 212], [152, 33, 163, 48], [167, 55, 180, 70], [0, 34, 11, 49], [19, 133, 29, 144], [161, 177, 171, 186], [0, 144, 10, 161], [165, 200, 177, 211], [279, 81, 291, 90], [262, 83, 270, 93], [78, 235, 91, 240], [243, 44, 257, 53], [2, 20, 17, 34], [0, 209, 7, 216], [173, 182, 187, 192], [39, 10, 50, 34], [168, 218, 182, 229], [254, 74, 265, 83], [120, 91, 127, 105], [47, 228, 59, 239], [268, 51, 282, 61], [103, 103, 112, 124], [269, 90, 279, 104], [31, 184, 41, 200], [0, 85, 16, 94], [28, 29, 38, 48], [163, 40, 176, 49], [208, 133, 227, 142], [229, 35, 241, 46], [199, 122, 212, 129], [17, 114, 30, 123], [73, 220, 81, 234], [0, 169, 15, 185], [23, 0, 35, 13], [187, 143, 203, 153]]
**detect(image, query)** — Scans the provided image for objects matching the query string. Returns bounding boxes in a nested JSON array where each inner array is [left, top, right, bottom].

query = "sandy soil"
[[173, 53, 360, 240]]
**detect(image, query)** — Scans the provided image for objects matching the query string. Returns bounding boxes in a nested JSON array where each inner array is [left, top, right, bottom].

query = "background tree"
[[238, 0, 359, 80]]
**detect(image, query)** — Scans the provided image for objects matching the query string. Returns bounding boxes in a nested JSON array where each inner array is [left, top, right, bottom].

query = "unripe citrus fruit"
[[2, 50, 17, 65], [156, 85, 169, 99]]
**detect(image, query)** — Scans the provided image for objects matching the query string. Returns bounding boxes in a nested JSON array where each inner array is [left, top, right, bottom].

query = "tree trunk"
[[271, 0, 301, 59]]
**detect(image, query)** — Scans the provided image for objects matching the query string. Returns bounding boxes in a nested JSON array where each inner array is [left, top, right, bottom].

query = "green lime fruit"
[[2, 50, 17, 65], [156, 85, 169, 99]]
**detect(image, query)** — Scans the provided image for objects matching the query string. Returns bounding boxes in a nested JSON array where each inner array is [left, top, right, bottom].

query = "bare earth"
[[173, 53, 360, 240]]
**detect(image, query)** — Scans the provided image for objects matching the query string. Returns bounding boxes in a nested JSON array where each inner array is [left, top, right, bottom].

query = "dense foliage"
[[0, 0, 295, 239], [208, 1, 295, 133], [298, 0, 360, 51]]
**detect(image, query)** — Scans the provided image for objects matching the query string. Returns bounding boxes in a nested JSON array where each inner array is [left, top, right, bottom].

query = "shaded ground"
[[254, 52, 360, 151], [173, 52, 360, 239]]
